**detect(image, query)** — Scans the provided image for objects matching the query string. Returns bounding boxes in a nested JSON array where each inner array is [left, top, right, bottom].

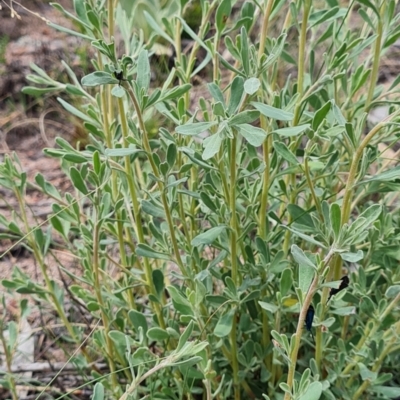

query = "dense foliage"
[[1, 0, 400, 399]]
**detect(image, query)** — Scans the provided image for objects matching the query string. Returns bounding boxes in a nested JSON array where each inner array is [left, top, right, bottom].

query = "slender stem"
[[229, 133, 240, 400], [342, 293, 400, 381], [230, 134, 238, 285], [283, 275, 319, 400], [364, 2, 385, 112], [340, 110, 400, 229], [0, 321, 18, 400], [123, 83, 188, 281], [92, 217, 119, 389], [292, 0, 311, 126], [117, 97, 167, 329], [257, 0, 274, 62], [230, 316, 240, 400], [283, 250, 334, 400], [304, 154, 323, 220]]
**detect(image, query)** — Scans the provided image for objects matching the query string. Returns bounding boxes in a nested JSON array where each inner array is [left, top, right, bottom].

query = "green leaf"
[[385, 285, 400, 298], [273, 141, 299, 165], [272, 124, 311, 137], [111, 85, 125, 98], [161, 83, 192, 101], [136, 49, 150, 92], [284, 226, 327, 248], [128, 309, 148, 334], [358, 363, 377, 381], [177, 320, 194, 352], [92, 383, 105, 400], [228, 110, 259, 125], [280, 268, 293, 297], [299, 265, 315, 297], [244, 78, 260, 95], [143, 11, 174, 45], [251, 102, 294, 121], [372, 386, 400, 398], [191, 226, 227, 246], [214, 308, 235, 337], [240, 27, 250, 76], [176, 122, 217, 136], [208, 82, 225, 105], [310, 6, 340, 28], [237, 124, 267, 146], [63, 153, 88, 163], [227, 76, 244, 115], [357, 0, 380, 18], [141, 200, 165, 218], [202, 133, 223, 160], [81, 71, 118, 86], [291, 245, 316, 269], [215, 0, 231, 32], [70, 167, 88, 195], [152, 269, 164, 297], [259, 301, 279, 313], [167, 286, 194, 316], [147, 327, 170, 341], [22, 87, 59, 96], [330, 203, 341, 241], [167, 143, 177, 167], [358, 204, 382, 226], [312, 101, 331, 131], [340, 250, 363, 262], [360, 166, 400, 184], [105, 147, 143, 157], [47, 22, 93, 40], [287, 204, 314, 227], [331, 306, 356, 315], [136, 244, 170, 260], [298, 381, 322, 400], [57, 98, 94, 123]]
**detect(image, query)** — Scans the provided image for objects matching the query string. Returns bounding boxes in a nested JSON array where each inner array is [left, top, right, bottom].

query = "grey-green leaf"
[[291, 245, 316, 269], [202, 133, 223, 160], [237, 124, 267, 146], [251, 102, 294, 121], [273, 141, 299, 165], [136, 244, 170, 260], [244, 78, 261, 95], [176, 122, 217, 136], [272, 124, 311, 137], [81, 71, 118, 86], [191, 225, 227, 246], [298, 381, 322, 400], [214, 308, 235, 337]]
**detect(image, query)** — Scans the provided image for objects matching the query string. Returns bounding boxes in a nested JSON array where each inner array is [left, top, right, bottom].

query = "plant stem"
[[229, 133, 240, 400], [284, 249, 334, 400], [123, 83, 188, 281], [116, 97, 167, 329], [342, 293, 400, 383], [292, 0, 311, 126], [364, 2, 385, 112], [283, 274, 319, 400], [338, 109, 400, 275], [92, 217, 119, 390]]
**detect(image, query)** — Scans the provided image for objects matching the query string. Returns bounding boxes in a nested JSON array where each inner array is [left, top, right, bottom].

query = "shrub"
[[1, 0, 400, 399]]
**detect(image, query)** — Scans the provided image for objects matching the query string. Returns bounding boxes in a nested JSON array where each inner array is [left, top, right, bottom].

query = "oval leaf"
[[214, 308, 235, 337], [237, 124, 267, 146], [251, 102, 294, 121], [273, 124, 310, 137], [81, 71, 118, 86], [191, 226, 227, 246]]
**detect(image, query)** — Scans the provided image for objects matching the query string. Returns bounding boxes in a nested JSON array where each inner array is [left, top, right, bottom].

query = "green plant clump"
[[1, 0, 400, 399]]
